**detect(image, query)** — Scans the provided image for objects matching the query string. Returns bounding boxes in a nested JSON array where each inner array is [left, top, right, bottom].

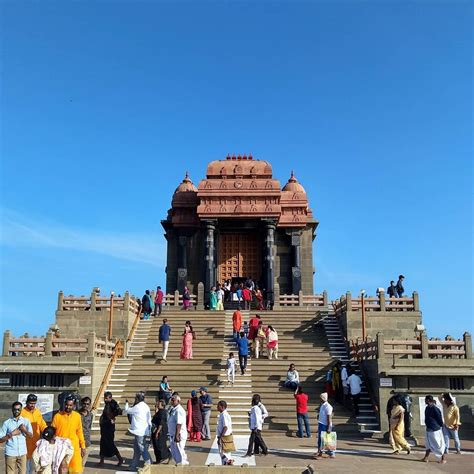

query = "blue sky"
[[1, 1, 472, 338]]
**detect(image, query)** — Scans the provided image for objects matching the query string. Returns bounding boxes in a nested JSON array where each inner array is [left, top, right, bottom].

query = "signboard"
[[380, 377, 393, 387], [18, 393, 54, 422], [79, 376, 91, 385], [0, 377, 10, 385], [418, 396, 456, 426]]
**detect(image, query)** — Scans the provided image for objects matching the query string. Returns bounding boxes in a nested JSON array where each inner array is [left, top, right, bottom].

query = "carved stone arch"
[[265, 181, 273, 189]]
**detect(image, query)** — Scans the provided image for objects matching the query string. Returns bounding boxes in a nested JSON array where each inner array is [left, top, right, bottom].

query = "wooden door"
[[218, 233, 261, 283]]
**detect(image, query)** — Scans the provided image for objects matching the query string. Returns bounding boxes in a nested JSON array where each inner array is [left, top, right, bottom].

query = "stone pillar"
[[174, 290, 180, 307], [273, 282, 280, 310], [291, 232, 302, 294], [421, 333, 429, 359], [197, 282, 205, 311], [376, 332, 385, 358], [379, 289, 386, 311], [346, 292, 352, 313], [57, 291, 64, 311], [124, 291, 130, 311], [90, 289, 97, 311], [323, 290, 328, 307], [44, 331, 53, 356], [204, 220, 216, 299], [263, 219, 276, 306], [413, 291, 420, 312], [463, 332, 472, 359], [3, 331, 11, 356], [177, 235, 188, 294], [298, 290, 304, 307]]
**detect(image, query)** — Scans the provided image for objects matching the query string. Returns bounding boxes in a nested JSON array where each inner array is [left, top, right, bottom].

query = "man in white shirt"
[[245, 394, 268, 456], [315, 392, 335, 458], [341, 363, 349, 403], [216, 401, 234, 465], [347, 370, 362, 416], [124, 392, 152, 471], [167, 394, 189, 465]]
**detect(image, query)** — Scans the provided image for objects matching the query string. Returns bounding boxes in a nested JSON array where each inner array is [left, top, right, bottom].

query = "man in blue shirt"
[[236, 332, 249, 375], [159, 318, 171, 361], [199, 387, 213, 441], [0, 401, 33, 473]]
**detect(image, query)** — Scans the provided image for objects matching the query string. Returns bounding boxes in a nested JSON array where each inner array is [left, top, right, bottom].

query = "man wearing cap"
[[314, 392, 335, 459], [0, 401, 33, 473], [20, 394, 47, 473], [199, 387, 213, 441]]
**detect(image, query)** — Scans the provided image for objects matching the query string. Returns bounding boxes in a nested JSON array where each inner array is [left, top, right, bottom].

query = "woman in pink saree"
[[180, 320, 195, 359]]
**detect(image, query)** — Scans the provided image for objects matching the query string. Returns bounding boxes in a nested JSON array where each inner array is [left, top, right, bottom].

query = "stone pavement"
[[1, 434, 471, 473], [84, 434, 472, 473]]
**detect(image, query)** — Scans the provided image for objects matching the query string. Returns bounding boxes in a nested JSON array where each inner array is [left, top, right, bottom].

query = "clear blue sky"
[[1, 1, 472, 339]]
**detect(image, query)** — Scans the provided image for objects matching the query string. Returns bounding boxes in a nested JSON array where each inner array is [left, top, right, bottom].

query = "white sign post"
[[18, 393, 55, 422]]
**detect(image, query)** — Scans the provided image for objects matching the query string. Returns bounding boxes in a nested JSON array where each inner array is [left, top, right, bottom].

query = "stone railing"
[[349, 332, 472, 360], [163, 291, 197, 308], [58, 290, 139, 313], [274, 285, 328, 309], [2, 331, 116, 358], [333, 291, 419, 314]]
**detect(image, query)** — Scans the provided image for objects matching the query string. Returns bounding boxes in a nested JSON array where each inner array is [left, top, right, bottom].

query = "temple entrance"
[[217, 233, 261, 284]]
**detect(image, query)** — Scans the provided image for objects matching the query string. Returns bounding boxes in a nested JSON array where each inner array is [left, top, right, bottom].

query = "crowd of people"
[[209, 277, 265, 311], [0, 379, 464, 471]]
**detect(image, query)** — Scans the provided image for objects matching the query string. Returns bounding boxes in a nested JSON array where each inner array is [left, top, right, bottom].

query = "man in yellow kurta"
[[21, 393, 48, 472], [52, 396, 86, 473]]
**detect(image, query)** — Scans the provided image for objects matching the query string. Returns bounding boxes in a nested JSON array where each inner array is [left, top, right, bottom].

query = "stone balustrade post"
[[463, 332, 472, 359], [3, 331, 11, 356], [323, 290, 328, 307], [421, 333, 429, 359], [273, 283, 280, 310], [379, 289, 386, 311], [57, 291, 64, 311], [376, 332, 385, 358], [90, 289, 97, 311], [87, 332, 96, 357], [124, 291, 130, 311], [174, 290, 180, 307], [45, 331, 53, 356], [413, 291, 419, 311], [346, 292, 352, 313], [197, 282, 204, 311], [298, 290, 304, 307]]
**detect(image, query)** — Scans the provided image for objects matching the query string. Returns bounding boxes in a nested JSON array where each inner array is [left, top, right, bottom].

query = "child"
[[227, 352, 236, 385], [243, 321, 249, 339]]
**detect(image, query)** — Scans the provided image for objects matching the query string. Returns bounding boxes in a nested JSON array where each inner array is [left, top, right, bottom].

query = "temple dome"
[[282, 171, 306, 193], [174, 172, 198, 194]]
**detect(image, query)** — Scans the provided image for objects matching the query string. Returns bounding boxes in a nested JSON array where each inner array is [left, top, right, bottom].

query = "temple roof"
[[173, 172, 198, 194], [164, 155, 317, 229]]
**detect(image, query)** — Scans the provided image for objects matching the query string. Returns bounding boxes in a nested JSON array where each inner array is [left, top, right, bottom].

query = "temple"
[[161, 155, 318, 304]]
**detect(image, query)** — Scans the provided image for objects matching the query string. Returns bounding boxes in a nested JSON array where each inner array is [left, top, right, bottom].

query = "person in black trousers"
[[245, 395, 268, 456]]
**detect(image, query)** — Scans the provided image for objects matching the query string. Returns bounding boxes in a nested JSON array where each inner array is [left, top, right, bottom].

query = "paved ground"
[[81, 434, 472, 473], [1, 434, 471, 473]]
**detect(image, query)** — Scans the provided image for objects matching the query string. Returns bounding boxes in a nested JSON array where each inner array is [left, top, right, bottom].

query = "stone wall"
[[0, 355, 109, 421], [361, 358, 474, 438], [300, 226, 314, 296], [55, 308, 135, 340], [342, 310, 422, 341]]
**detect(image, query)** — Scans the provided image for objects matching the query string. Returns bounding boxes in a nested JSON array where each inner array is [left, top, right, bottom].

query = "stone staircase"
[[92, 308, 378, 439], [217, 310, 252, 434], [94, 311, 225, 436], [250, 310, 361, 436], [92, 318, 153, 431], [322, 313, 380, 433]]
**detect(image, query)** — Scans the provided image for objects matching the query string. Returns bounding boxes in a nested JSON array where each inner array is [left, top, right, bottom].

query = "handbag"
[[321, 431, 337, 452]]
